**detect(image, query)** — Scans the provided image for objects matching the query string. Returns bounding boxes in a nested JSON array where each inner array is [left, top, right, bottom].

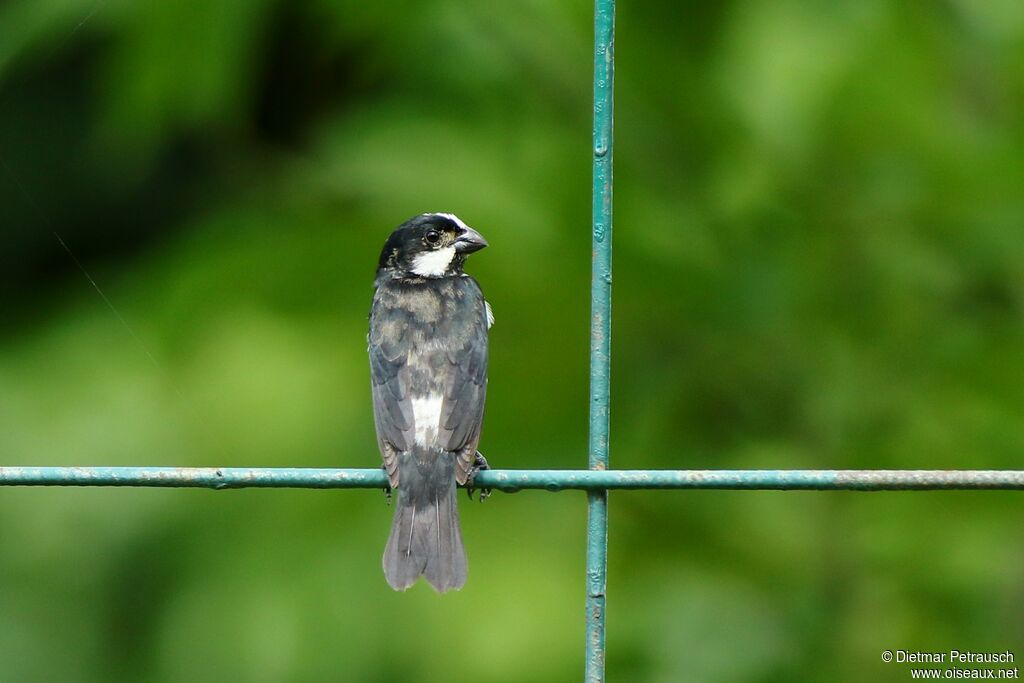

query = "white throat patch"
[[411, 246, 456, 277]]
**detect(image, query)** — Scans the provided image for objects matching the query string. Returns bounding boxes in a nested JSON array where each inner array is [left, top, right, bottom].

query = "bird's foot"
[[466, 451, 491, 502], [381, 465, 392, 505]]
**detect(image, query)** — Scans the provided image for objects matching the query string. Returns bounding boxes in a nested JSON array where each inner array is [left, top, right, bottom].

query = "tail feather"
[[383, 479, 466, 592]]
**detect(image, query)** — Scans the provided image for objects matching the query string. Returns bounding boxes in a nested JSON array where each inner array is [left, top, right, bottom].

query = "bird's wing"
[[440, 280, 489, 485], [369, 315, 413, 490]]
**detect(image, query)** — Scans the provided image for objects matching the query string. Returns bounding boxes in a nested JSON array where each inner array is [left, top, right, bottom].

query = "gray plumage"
[[368, 214, 489, 592]]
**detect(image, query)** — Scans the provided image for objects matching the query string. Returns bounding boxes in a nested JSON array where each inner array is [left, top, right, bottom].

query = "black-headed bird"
[[368, 213, 492, 592]]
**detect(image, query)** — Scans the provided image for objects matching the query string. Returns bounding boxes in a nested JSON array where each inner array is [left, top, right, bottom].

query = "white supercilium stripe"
[[431, 212, 470, 231]]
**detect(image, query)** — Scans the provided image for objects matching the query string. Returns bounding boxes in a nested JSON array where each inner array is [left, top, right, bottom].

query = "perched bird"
[[368, 212, 492, 592]]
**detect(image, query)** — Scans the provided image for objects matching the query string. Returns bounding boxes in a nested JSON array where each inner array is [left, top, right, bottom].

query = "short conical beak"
[[453, 227, 488, 253]]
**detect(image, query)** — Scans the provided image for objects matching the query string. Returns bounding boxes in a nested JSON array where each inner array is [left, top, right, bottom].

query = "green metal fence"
[[3, 2, 1024, 681]]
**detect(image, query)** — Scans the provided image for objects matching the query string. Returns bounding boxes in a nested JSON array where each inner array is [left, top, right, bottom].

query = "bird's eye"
[[425, 230, 441, 245]]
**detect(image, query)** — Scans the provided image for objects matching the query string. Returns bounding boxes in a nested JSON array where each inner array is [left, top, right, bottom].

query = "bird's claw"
[[466, 451, 491, 502]]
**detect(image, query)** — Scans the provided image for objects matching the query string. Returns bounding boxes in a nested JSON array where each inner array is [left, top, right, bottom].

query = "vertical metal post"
[[586, 0, 614, 681]]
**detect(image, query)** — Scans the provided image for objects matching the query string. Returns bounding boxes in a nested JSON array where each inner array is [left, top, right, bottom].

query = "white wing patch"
[[410, 394, 444, 447], [411, 246, 456, 277], [485, 300, 494, 329]]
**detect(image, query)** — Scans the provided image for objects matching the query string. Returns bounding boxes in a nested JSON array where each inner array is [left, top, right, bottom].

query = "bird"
[[368, 212, 493, 592]]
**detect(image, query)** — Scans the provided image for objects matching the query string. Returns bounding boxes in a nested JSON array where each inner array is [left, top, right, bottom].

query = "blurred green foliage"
[[1, 1, 1023, 681]]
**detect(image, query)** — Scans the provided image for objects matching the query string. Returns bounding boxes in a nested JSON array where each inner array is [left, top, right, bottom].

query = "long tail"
[[383, 456, 466, 592]]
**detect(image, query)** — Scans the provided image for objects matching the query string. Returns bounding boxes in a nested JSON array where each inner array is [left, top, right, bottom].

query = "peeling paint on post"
[[587, 0, 614, 681], [476, 468, 1024, 491], [2, 467, 1023, 490]]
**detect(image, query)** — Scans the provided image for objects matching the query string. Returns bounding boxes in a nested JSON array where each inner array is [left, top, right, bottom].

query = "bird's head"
[[377, 213, 488, 279]]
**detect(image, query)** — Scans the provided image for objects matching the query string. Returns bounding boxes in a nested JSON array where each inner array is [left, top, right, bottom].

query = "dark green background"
[[1, 1, 1022, 681]]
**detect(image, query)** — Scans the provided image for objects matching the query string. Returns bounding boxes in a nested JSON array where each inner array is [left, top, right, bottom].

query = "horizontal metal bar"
[[0, 467, 1022, 491]]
